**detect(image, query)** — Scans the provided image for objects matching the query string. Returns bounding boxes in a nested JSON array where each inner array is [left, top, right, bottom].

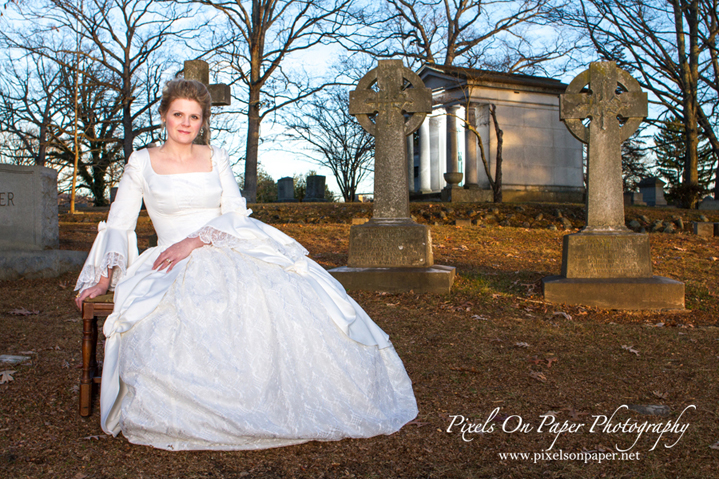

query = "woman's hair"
[[158, 79, 212, 143]]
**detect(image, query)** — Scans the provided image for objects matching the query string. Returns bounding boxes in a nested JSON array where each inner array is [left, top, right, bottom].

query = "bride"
[[74, 79, 418, 451]]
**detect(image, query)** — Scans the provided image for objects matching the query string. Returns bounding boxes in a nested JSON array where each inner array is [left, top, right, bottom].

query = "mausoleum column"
[[406, 133, 415, 192], [464, 104, 479, 189], [418, 119, 431, 193], [444, 105, 462, 187]]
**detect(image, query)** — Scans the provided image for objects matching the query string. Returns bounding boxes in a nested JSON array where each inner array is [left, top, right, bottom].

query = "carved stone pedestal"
[[542, 231, 684, 309], [330, 219, 455, 293], [347, 220, 432, 268]]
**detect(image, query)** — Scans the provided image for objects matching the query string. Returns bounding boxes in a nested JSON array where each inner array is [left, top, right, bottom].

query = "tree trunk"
[[490, 104, 503, 203], [244, 83, 261, 203], [673, 0, 701, 207], [37, 110, 49, 167]]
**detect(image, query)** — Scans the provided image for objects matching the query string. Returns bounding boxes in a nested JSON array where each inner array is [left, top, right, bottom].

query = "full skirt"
[[116, 246, 418, 450]]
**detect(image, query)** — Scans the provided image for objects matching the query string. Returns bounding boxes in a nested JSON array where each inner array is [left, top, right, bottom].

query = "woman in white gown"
[[74, 79, 417, 451]]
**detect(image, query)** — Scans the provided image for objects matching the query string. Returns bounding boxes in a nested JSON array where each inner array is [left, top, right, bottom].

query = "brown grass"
[[1, 203, 718, 478]]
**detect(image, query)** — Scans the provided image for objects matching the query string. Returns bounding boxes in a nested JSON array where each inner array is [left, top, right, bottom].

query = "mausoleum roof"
[[418, 63, 568, 94]]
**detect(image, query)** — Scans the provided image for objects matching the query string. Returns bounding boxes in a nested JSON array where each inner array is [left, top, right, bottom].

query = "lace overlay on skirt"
[[118, 247, 417, 451]]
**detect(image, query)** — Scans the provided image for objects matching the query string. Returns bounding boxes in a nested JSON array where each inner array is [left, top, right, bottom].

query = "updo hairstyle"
[[158, 79, 212, 143]]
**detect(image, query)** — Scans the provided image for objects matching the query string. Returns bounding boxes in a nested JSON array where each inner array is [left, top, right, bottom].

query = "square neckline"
[[146, 145, 215, 177]]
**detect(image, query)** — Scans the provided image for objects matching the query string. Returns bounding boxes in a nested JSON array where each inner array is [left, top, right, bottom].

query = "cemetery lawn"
[[1, 203, 718, 479]]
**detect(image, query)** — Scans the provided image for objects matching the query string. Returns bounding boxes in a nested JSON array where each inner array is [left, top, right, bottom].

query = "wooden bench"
[[79, 293, 114, 416]]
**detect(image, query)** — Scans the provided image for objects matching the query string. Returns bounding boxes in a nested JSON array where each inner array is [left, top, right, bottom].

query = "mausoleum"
[[409, 64, 585, 203]]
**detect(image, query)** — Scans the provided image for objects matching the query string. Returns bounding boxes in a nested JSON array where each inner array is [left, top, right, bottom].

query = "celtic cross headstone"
[[349, 60, 431, 220], [543, 61, 684, 310], [560, 61, 647, 230], [329, 60, 455, 294]]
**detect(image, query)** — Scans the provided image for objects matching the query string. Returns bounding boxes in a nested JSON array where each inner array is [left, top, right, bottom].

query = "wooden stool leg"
[[80, 303, 97, 417]]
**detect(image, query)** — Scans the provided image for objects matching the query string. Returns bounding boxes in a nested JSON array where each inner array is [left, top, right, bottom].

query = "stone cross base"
[[542, 276, 684, 310], [329, 265, 456, 294], [543, 231, 684, 309], [441, 186, 493, 203], [347, 220, 433, 268], [560, 232, 653, 278]]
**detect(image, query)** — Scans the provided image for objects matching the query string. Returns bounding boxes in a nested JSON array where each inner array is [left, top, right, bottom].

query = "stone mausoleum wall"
[[412, 64, 585, 203]]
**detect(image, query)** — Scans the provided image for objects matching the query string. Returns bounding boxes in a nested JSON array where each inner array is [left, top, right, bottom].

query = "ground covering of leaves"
[[1, 202, 718, 478]]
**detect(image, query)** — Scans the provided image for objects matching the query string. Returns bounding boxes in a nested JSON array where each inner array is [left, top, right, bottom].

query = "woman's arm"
[[151, 236, 207, 272], [75, 267, 111, 309], [74, 151, 145, 307]]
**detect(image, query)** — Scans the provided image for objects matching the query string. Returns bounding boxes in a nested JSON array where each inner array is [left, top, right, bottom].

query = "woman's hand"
[[75, 275, 111, 310], [152, 236, 207, 273]]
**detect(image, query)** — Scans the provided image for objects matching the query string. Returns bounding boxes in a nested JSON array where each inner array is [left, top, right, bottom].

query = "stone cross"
[[349, 59, 431, 220], [560, 61, 647, 231], [184, 60, 231, 143]]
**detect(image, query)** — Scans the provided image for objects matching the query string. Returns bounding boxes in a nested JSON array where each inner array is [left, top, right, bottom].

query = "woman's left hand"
[[152, 236, 207, 272]]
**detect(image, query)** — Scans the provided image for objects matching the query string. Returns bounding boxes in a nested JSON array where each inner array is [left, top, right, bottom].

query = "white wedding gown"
[[75, 147, 417, 451]]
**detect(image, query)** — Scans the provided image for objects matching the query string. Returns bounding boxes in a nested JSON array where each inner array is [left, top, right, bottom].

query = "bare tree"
[[283, 88, 374, 202], [0, 48, 69, 167], [348, 0, 576, 74], [448, 101, 504, 202], [562, 0, 718, 207], [188, 0, 360, 203], [698, 0, 719, 197], [2, 0, 197, 163]]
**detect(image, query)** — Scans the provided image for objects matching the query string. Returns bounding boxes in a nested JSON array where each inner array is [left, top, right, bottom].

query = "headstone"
[[183, 60, 231, 144], [693, 222, 714, 237], [329, 60, 455, 293], [638, 177, 668, 206], [304, 175, 326, 202], [184, 60, 231, 106], [698, 197, 719, 210], [276, 177, 296, 202], [623, 191, 646, 206], [542, 61, 684, 310], [0, 165, 86, 279]]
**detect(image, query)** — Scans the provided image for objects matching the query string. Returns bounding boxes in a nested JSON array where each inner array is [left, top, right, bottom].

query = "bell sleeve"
[[74, 152, 143, 293]]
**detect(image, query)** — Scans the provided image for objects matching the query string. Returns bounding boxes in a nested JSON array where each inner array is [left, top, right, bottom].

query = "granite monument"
[[0, 165, 86, 279], [329, 60, 455, 293], [542, 62, 684, 309]]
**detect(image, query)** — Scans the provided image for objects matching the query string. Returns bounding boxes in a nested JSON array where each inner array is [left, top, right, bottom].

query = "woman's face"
[[163, 98, 203, 145]]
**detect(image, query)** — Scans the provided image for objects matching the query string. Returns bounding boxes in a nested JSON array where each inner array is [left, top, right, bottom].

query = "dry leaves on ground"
[[621, 345, 640, 356], [8, 307, 40, 316], [0, 370, 16, 384]]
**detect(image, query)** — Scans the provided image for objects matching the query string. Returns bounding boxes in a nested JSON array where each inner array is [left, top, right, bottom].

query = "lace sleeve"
[[75, 251, 127, 293], [188, 225, 308, 262]]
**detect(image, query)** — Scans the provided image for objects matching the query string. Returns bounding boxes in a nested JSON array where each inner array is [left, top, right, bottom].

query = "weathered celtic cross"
[[183, 60, 231, 143], [349, 59, 431, 221], [560, 61, 647, 231]]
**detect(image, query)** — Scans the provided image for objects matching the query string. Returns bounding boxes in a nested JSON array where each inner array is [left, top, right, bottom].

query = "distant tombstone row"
[[276, 175, 327, 202]]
